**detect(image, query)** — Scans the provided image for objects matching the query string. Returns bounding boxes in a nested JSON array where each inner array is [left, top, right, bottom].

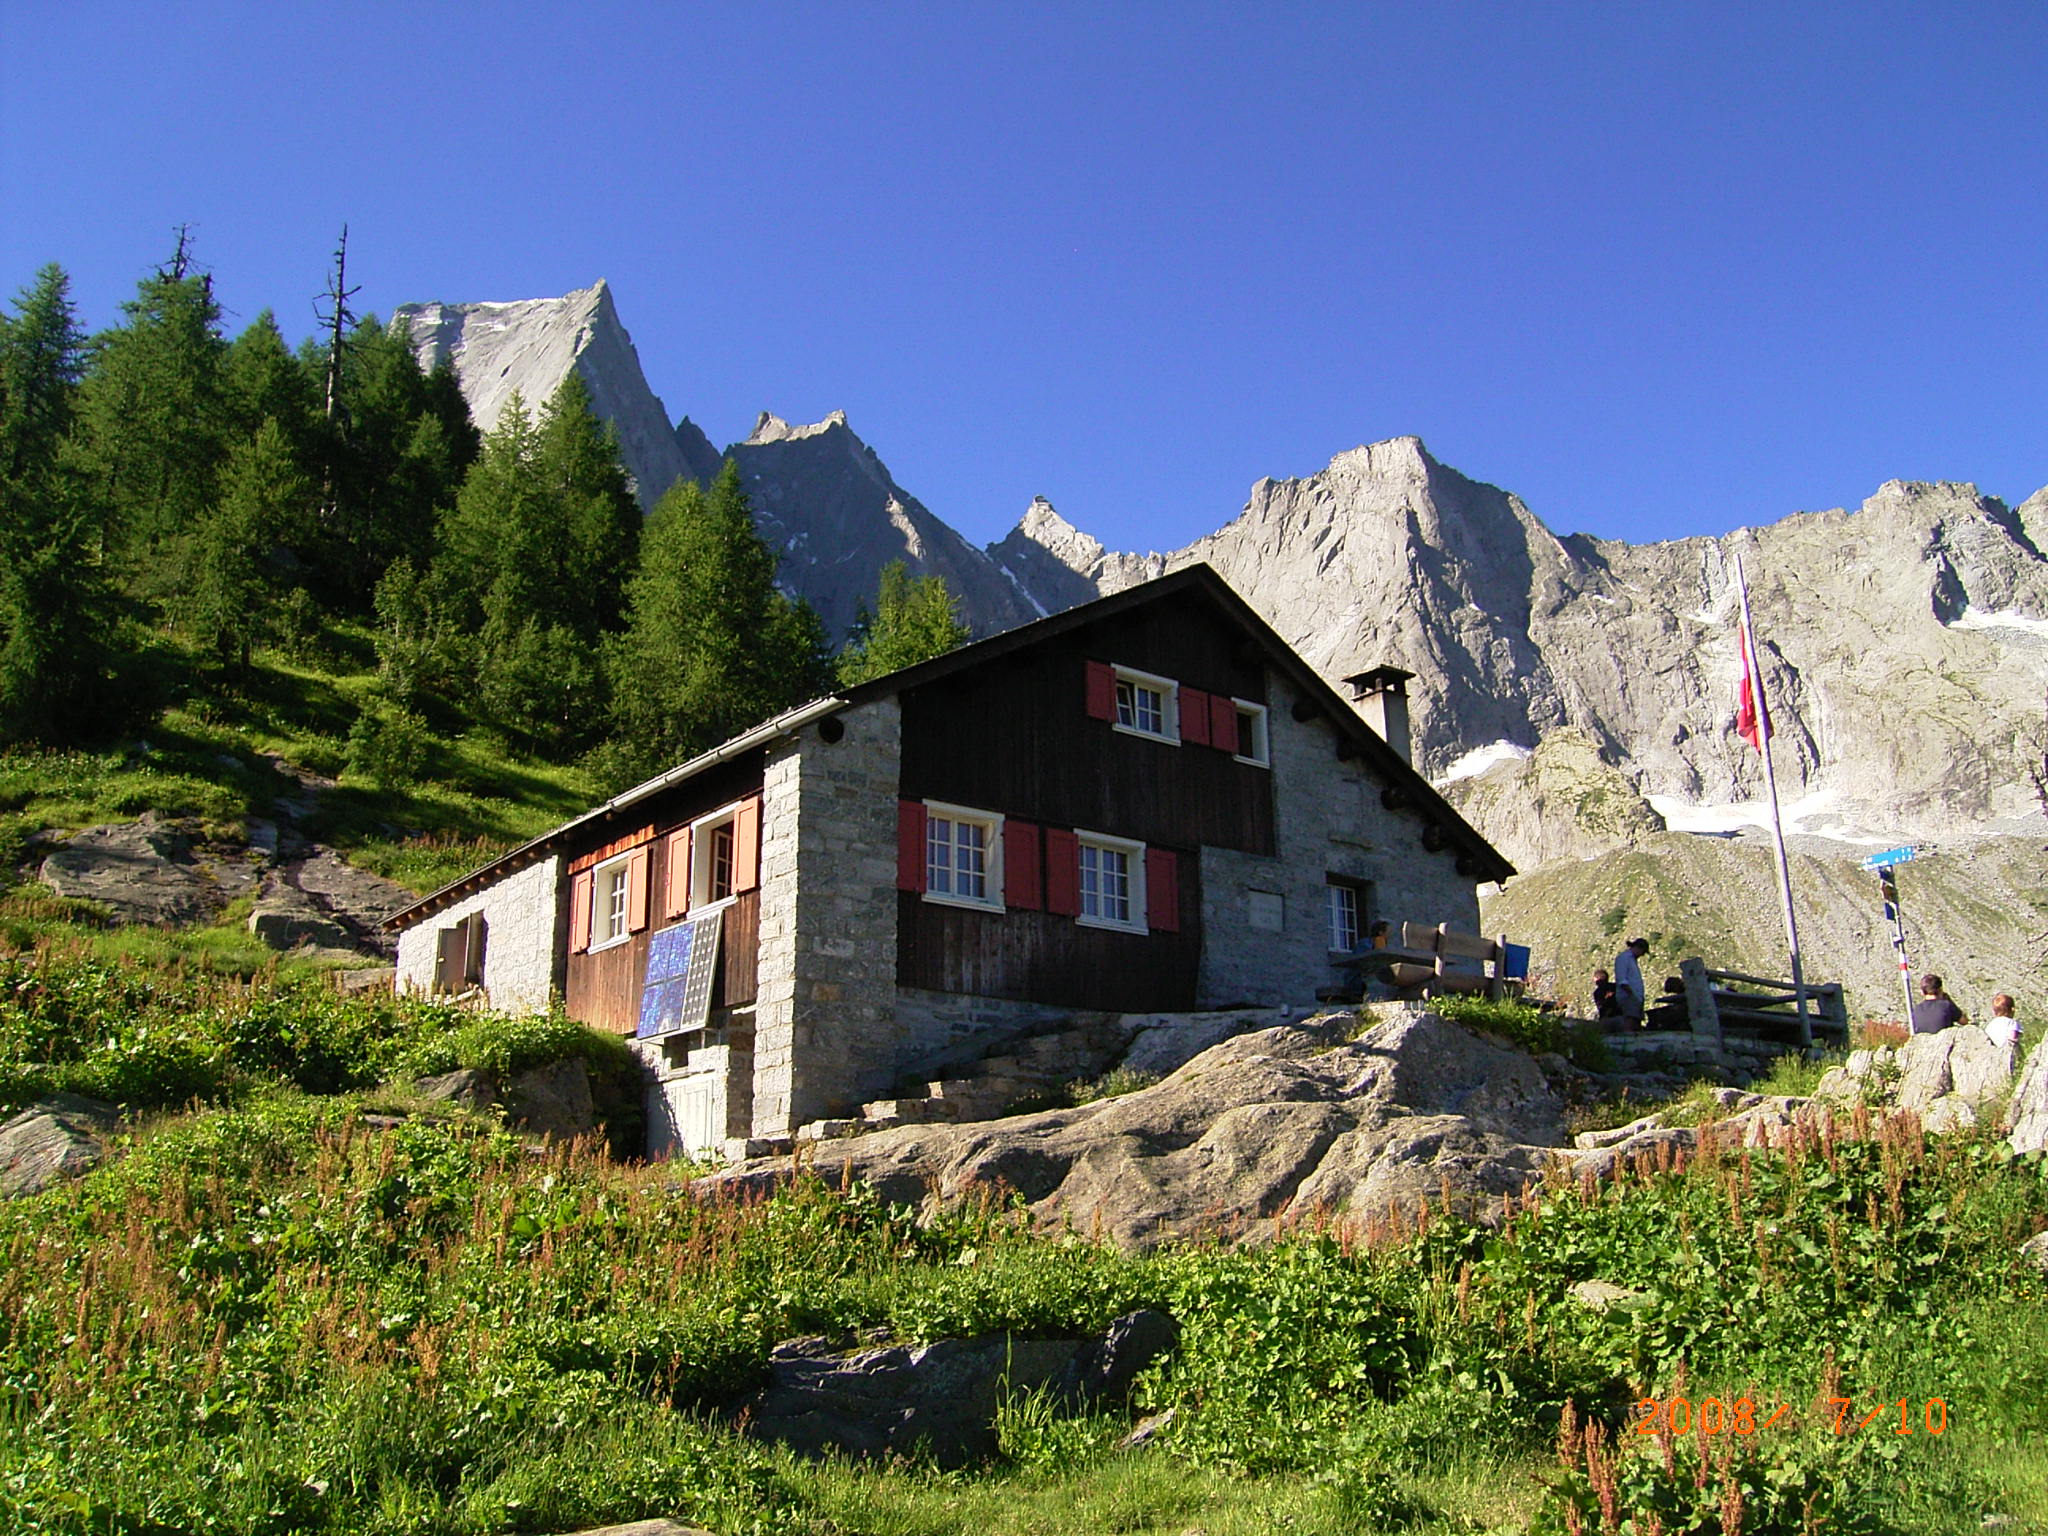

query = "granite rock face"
[[1436, 727, 1668, 869], [394, 281, 689, 511], [1, 1095, 119, 1199], [701, 1009, 1567, 1249], [39, 814, 263, 925]]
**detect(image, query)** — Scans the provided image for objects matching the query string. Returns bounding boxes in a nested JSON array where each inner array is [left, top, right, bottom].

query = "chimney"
[[1344, 666, 1415, 764]]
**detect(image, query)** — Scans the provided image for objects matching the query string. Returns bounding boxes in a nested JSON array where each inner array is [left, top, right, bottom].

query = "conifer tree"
[[0, 264, 121, 740], [604, 462, 830, 783], [835, 559, 971, 684], [184, 419, 309, 673]]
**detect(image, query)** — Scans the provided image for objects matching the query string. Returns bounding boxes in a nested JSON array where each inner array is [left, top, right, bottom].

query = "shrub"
[[346, 702, 431, 789]]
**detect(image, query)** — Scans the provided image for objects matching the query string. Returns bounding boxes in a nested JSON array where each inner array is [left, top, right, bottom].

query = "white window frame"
[[589, 852, 634, 952], [922, 800, 1004, 912], [1111, 665, 1180, 745], [689, 800, 745, 914], [1326, 880, 1361, 954], [1232, 698, 1271, 768], [1075, 828, 1147, 933]]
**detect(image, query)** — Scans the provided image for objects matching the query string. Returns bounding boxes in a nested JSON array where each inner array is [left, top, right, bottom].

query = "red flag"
[[1735, 619, 1770, 752]]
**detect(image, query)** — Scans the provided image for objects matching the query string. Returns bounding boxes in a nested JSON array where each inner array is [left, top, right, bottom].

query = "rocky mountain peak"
[[392, 280, 687, 511], [746, 409, 853, 446]]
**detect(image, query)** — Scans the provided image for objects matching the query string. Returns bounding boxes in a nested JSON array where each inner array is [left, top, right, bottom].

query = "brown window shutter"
[[1084, 661, 1116, 721], [1179, 687, 1211, 746], [1003, 819, 1042, 910], [434, 925, 462, 993], [897, 800, 927, 892], [663, 828, 691, 921], [626, 847, 651, 932], [733, 794, 762, 892], [461, 912, 487, 984], [1210, 694, 1240, 754], [1044, 828, 1081, 916], [1145, 848, 1180, 932], [569, 871, 593, 953]]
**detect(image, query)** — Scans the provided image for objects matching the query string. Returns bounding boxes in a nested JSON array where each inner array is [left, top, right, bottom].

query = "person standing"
[[1613, 938, 1650, 1028], [1909, 974, 1966, 1035], [1986, 993, 2020, 1050], [1591, 968, 1617, 1021]]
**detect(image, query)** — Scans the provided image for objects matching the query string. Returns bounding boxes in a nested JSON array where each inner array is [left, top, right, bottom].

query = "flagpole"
[[1734, 554, 1812, 1046]]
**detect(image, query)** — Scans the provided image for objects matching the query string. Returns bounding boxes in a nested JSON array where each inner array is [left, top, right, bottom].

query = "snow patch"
[[1949, 606, 2048, 641], [999, 565, 1049, 619], [1646, 787, 1890, 845], [1436, 741, 1532, 785]]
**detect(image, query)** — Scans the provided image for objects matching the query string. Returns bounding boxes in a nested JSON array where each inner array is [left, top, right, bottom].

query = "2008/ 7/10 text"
[[1630, 1397, 1947, 1436]]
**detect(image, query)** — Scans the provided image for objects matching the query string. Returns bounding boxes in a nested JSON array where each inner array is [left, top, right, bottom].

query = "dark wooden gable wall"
[[896, 588, 1274, 853]]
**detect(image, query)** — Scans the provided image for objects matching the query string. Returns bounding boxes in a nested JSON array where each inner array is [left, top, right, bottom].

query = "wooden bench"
[[1351, 922, 1529, 999]]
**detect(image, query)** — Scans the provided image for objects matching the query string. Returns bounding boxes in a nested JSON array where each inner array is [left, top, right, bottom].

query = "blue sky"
[[4, 1, 2043, 554]]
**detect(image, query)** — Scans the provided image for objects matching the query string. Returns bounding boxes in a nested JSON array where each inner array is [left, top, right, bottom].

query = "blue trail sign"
[[1860, 845, 1917, 872]]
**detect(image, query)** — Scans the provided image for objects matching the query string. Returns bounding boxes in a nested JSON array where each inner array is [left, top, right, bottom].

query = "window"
[[1327, 882, 1360, 953], [1076, 831, 1146, 932], [688, 799, 758, 911], [591, 854, 633, 950], [1111, 665, 1179, 744], [433, 911, 485, 993], [1233, 699, 1271, 767], [923, 801, 1003, 910]]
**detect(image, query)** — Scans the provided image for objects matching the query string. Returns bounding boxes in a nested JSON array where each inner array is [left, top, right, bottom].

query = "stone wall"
[[393, 854, 562, 1013], [751, 701, 903, 1137], [894, 987, 1076, 1077], [1199, 670, 1480, 1007]]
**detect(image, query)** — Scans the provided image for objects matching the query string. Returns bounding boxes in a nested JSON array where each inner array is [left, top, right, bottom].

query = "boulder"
[[1895, 1033, 1954, 1111], [1922, 1096, 1978, 1136], [1569, 1279, 1646, 1311], [1, 1095, 119, 1198], [733, 1309, 1178, 1468], [38, 814, 261, 925], [701, 1010, 1568, 1248], [414, 1068, 496, 1112], [503, 1058, 595, 1141], [1948, 1028, 2014, 1104], [2008, 1040, 2048, 1154], [1119, 1008, 1289, 1078], [2020, 1232, 2048, 1276]]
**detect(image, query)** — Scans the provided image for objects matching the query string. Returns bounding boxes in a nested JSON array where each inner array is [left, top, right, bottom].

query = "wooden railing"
[[1676, 956, 1848, 1049]]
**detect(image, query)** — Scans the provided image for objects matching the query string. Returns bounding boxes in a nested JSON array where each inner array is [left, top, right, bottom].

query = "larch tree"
[[835, 559, 970, 685]]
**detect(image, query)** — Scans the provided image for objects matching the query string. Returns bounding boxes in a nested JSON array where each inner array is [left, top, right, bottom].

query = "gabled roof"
[[388, 562, 1514, 928]]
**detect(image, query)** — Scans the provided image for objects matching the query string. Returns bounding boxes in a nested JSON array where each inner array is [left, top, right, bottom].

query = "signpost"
[[1860, 846, 1918, 1021]]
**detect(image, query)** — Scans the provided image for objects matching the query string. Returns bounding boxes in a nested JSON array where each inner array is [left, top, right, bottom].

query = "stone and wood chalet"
[[387, 564, 1515, 1158]]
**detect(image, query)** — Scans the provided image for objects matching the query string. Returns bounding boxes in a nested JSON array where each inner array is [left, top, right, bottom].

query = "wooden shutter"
[[663, 828, 691, 921], [626, 847, 651, 932], [733, 795, 762, 892], [1210, 694, 1240, 754], [1003, 820, 1042, 910], [1179, 687, 1211, 746], [1084, 661, 1117, 721], [1145, 848, 1180, 932], [897, 800, 927, 892], [1044, 828, 1081, 916], [434, 925, 463, 993], [460, 912, 487, 984], [569, 871, 593, 953]]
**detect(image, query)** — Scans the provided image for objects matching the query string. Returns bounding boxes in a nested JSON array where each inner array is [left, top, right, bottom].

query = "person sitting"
[[1591, 968, 1617, 1021], [1986, 993, 2020, 1050], [1909, 974, 1966, 1035]]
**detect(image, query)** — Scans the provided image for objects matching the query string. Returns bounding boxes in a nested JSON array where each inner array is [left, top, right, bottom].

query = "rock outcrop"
[[704, 1010, 1568, 1248], [1437, 727, 1668, 870], [1, 1095, 119, 1198], [38, 814, 263, 926], [727, 412, 1043, 637], [394, 282, 690, 511]]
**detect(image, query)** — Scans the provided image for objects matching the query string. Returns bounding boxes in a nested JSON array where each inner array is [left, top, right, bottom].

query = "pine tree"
[[835, 559, 970, 684], [72, 236, 231, 593], [0, 265, 123, 741], [183, 419, 309, 672], [604, 462, 830, 783]]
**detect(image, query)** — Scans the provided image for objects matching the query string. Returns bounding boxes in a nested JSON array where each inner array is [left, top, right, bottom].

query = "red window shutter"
[[1003, 820, 1043, 910], [897, 800, 927, 892], [1210, 694, 1240, 754], [569, 871, 593, 953], [1145, 848, 1181, 932], [663, 828, 691, 920], [733, 795, 762, 892], [1044, 828, 1081, 916], [1180, 687, 1211, 746], [626, 847, 651, 932], [1084, 660, 1116, 721]]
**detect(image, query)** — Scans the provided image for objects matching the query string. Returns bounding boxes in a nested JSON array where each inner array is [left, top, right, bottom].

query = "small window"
[[1076, 831, 1146, 932], [1111, 666, 1179, 744], [689, 802, 747, 910], [591, 854, 632, 950], [1233, 699, 1270, 767], [1327, 882, 1360, 953], [434, 910, 485, 993], [923, 801, 1003, 910], [1248, 889, 1285, 932]]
